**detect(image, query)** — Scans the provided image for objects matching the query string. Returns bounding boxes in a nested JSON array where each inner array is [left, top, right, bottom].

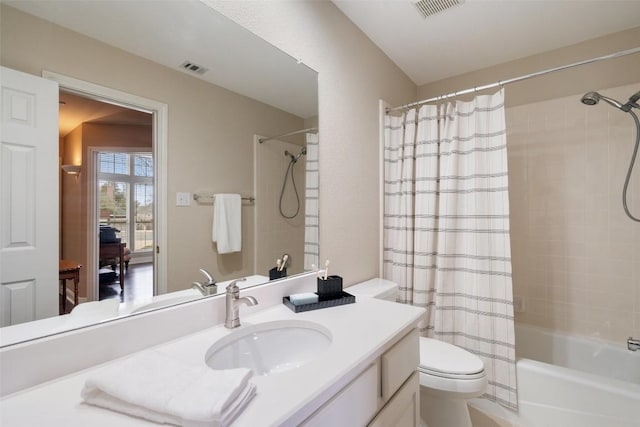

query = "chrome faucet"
[[192, 268, 217, 296], [628, 337, 640, 352], [224, 278, 258, 328]]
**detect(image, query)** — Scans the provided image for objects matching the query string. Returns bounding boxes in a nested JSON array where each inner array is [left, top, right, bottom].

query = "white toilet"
[[348, 279, 487, 427]]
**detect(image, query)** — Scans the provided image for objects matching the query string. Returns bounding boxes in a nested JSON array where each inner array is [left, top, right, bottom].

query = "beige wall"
[[415, 27, 640, 343], [507, 82, 639, 344], [417, 26, 640, 108], [211, 1, 417, 285], [61, 126, 83, 288], [1, 5, 306, 292]]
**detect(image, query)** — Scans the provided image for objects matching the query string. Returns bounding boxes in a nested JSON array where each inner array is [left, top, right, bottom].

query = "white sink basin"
[[204, 320, 332, 375]]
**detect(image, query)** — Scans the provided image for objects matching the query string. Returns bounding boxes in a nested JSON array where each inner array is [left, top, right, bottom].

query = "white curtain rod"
[[258, 127, 318, 144], [387, 46, 640, 113]]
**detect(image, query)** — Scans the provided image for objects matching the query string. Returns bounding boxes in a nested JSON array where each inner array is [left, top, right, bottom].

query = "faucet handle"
[[199, 268, 216, 285], [226, 277, 247, 293]]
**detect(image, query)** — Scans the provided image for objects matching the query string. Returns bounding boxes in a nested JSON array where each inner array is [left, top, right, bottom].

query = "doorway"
[[49, 71, 168, 307], [60, 92, 155, 307]]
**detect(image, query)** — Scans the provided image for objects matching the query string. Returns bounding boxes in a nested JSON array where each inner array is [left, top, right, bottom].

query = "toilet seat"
[[418, 337, 485, 378], [418, 365, 486, 380]]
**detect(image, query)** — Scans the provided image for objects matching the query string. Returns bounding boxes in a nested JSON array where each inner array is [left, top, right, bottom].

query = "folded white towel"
[[212, 194, 242, 254], [81, 350, 255, 427]]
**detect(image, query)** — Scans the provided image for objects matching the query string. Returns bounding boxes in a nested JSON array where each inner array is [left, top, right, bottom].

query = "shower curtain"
[[383, 89, 517, 409], [303, 132, 319, 270]]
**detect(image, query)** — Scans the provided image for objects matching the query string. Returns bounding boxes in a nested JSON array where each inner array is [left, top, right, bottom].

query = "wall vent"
[[179, 61, 208, 75], [413, 0, 464, 18]]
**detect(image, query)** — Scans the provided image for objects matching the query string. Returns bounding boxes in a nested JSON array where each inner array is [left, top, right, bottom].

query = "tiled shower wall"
[[507, 82, 640, 344]]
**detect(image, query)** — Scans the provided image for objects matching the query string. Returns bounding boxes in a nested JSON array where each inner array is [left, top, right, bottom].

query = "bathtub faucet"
[[628, 337, 640, 352]]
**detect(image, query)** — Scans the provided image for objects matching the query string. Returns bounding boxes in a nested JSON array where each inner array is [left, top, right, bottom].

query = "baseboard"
[[129, 256, 152, 265]]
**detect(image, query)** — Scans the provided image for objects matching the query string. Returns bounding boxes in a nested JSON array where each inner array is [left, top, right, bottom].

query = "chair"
[[59, 260, 82, 314], [99, 242, 127, 291], [103, 247, 131, 271]]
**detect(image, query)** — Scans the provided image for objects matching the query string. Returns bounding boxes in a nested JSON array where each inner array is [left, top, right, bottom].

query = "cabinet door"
[[302, 361, 379, 427], [368, 372, 420, 427], [381, 328, 419, 401]]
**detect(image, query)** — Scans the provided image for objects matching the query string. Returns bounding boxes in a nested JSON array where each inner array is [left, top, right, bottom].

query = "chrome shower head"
[[581, 91, 627, 111], [284, 150, 296, 162], [580, 92, 600, 106], [284, 147, 307, 164]]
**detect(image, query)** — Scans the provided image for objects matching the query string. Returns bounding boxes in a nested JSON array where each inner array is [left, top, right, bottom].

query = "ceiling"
[[333, 0, 640, 86], [58, 93, 151, 138], [9, 0, 638, 121], [7, 0, 318, 119]]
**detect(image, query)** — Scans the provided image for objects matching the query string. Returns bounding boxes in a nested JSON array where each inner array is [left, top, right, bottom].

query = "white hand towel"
[[212, 193, 242, 254], [81, 350, 255, 427]]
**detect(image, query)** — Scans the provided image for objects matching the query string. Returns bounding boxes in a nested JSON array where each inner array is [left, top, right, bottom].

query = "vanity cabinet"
[[302, 328, 420, 426], [369, 372, 420, 427], [0, 281, 426, 427]]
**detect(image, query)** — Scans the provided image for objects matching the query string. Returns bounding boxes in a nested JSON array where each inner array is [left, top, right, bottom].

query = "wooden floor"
[[99, 262, 153, 304]]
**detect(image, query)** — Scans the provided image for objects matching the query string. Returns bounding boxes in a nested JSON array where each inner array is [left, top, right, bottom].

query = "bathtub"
[[469, 323, 640, 427]]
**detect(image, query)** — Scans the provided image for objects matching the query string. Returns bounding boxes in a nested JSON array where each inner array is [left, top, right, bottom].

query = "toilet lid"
[[347, 279, 398, 299], [419, 338, 484, 376]]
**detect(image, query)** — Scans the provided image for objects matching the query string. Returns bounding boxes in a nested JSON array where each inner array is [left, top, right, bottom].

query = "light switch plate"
[[176, 192, 191, 207]]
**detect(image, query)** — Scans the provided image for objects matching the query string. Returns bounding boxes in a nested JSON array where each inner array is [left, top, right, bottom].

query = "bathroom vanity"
[[0, 274, 424, 426]]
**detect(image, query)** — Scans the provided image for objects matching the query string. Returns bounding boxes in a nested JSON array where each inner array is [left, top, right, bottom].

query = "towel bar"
[[193, 193, 255, 203]]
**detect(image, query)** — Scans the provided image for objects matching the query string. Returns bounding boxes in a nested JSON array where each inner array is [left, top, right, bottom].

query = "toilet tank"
[[346, 278, 398, 302]]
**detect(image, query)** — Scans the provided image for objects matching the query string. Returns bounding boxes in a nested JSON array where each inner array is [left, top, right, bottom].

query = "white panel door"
[[0, 66, 59, 327]]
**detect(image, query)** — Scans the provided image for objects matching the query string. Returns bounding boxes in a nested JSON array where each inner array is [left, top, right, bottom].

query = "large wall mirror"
[[0, 0, 319, 346]]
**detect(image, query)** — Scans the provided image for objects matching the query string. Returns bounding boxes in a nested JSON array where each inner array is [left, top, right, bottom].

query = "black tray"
[[283, 291, 356, 313]]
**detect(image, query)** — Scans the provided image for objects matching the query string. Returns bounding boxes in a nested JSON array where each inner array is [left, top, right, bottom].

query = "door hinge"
[[156, 246, 160, 254]]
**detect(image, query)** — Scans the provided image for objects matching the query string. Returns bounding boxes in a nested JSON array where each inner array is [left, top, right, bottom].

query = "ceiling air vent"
[[180, 61, 208, 75], [413, 0, 464, 18]]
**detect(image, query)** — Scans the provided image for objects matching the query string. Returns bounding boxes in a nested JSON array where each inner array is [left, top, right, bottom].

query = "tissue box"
[[269, 267, 287, 280], [317, 275, 343, 297]]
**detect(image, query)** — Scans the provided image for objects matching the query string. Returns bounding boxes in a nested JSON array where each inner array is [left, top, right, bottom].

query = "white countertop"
[[0, 275, 269, 347], [0, 297, 424, 426]]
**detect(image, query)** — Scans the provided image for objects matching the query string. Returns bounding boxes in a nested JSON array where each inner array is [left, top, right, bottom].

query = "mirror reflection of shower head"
[[280, 147, 306, 218], [284, 150, 296, 162], [284, 147, 306, 163]]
